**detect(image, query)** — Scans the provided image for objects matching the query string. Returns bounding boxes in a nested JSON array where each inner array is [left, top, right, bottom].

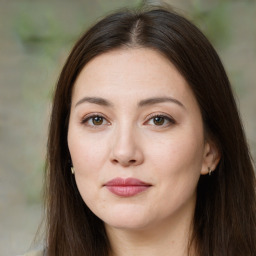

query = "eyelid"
[[81, 112, 110, 125], [144, 112, 176, 126], [79, 112, 176, 127]]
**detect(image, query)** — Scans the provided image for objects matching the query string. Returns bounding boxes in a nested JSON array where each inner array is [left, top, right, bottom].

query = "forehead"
[[72, 47, 194, 105]]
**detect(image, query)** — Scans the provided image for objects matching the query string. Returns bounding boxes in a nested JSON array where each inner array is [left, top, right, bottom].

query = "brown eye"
[[92, 116, 103, 125], [146, 114, 176, 127], [82, 115, 109, 127], [153, 116, 165, 126]]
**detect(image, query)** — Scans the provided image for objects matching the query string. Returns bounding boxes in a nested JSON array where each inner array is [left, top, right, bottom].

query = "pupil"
[[154, 116, 164, 125], [93, 116, 103, 125]]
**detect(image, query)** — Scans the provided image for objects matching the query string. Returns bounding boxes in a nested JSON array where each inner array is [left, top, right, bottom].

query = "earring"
[[208, 167, 213, 176], [71, 166, 75, 174]]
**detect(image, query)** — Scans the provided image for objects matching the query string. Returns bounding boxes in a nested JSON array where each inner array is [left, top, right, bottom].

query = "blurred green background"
[[0, 0, 255, 255]]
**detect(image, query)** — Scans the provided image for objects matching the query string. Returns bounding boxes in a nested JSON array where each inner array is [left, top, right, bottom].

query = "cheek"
[[148, 127, 205, 195], [68, 130, 109, 169], [68, 132, 108, 209], [149, 132, 204, 173], [147, 137, 203, 216]]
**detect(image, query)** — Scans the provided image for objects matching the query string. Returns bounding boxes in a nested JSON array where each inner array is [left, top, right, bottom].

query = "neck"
[[105, 208, 195, 256]]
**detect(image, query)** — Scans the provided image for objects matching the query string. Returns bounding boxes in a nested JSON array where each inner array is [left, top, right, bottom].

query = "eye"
[[152, 116, 165, 126], [146, 114, 175, 127], [81, 114, 109, 127]]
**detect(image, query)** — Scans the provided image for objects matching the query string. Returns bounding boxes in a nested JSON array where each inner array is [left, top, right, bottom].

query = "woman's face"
[[68, 48, 214, 231]]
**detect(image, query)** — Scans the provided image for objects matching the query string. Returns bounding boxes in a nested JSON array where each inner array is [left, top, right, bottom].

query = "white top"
[[18, 249, 44, 256]]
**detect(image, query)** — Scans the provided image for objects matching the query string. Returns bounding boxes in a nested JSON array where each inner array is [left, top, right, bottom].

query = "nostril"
[[112, 159, 119, 164], [111, 158, 137, 165]]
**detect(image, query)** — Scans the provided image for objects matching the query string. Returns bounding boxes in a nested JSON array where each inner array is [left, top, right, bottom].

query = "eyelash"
[[81, 113, 110, 127], [80, 113, 176, 128], [145, 113, 176, 127]]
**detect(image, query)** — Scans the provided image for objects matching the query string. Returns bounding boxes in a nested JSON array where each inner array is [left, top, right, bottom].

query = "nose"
[[110, 125, 144, 167]]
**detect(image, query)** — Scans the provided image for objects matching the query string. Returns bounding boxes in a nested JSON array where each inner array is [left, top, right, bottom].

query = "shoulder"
[[18, 248, 45, 256]]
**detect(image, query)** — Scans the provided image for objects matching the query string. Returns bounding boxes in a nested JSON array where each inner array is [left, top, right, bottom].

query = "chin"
[[97, 206, 154, 230], [104, 218, 152, 231]]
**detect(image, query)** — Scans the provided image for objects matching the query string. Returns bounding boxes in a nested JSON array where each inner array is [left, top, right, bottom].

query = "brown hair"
[[45, 6, 256, 256]]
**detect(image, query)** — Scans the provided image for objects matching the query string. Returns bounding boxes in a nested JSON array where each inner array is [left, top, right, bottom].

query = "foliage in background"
[[191, 0, 232, 48]]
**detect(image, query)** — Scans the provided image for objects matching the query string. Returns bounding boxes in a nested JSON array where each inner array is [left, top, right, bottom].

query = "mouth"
[[104, 177, 152, 197]]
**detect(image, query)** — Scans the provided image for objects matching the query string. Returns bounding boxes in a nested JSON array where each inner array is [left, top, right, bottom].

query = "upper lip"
[[104, 177, 151, 186]]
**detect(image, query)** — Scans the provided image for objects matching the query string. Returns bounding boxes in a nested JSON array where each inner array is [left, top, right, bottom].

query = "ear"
[[200, 140, 221, 175]]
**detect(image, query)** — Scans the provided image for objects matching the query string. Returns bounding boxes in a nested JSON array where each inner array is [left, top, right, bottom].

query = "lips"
[[104, 177, 152, 197]]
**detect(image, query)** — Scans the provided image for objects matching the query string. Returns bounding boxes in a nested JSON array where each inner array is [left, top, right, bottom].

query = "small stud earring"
[[208, 167, 213, 176], [71, 166, 75, 174]]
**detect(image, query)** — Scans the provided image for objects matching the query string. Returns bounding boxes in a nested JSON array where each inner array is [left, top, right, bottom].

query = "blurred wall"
[[0, 0, 255, 255]]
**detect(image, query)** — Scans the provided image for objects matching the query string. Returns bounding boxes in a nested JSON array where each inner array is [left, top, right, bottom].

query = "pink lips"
[[104, 177, 151, 197]]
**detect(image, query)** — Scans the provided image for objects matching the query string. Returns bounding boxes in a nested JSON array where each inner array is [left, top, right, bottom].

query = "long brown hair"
[[45, 6, 256, 256]]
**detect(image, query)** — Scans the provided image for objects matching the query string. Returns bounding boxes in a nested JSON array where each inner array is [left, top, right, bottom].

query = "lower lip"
[[105, 185, 150, 197]]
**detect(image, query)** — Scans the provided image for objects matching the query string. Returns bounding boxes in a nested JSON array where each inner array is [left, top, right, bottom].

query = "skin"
[[68, 48, 219, 256]]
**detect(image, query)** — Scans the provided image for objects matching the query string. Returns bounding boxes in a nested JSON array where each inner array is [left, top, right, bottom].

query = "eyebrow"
[[75, 97, 113, 107], [75, 96, 185, 109], [138, 97, 185, 109]]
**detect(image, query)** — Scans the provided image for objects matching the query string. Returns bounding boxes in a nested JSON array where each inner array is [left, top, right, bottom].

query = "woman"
[[29, 5, 256, 256]]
